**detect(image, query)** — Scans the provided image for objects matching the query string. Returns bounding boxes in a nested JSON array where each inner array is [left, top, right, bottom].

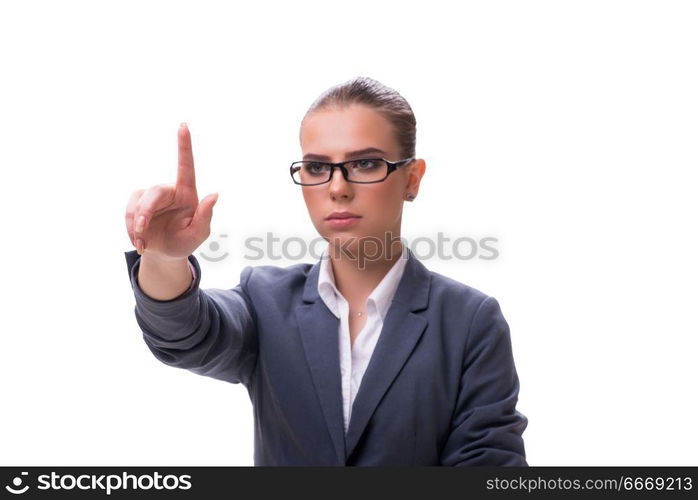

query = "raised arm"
[[124, 123, 218, 300], [124, 249, 258, 386], [123, 124, 257, 386]]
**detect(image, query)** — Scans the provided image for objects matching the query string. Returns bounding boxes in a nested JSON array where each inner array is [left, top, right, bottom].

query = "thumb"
[[191, 192, 219, 234]]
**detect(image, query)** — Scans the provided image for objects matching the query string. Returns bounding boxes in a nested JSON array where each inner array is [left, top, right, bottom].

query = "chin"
[[326, 233, 360, 252]]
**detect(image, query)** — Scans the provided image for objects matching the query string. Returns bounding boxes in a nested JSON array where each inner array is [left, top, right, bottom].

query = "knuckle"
[[134, 203, 150, 219]]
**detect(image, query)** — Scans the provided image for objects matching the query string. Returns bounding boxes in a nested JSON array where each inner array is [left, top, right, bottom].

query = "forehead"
[[300, 104, 398, 158]]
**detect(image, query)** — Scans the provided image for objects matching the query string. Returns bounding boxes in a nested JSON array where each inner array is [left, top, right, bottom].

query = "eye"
[[352, 159, 380, 170], [304, 162, 328, 175]]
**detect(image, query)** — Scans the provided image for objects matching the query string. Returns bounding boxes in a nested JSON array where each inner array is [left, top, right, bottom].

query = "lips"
[[326, 211, 361, 220], [325, 211, 362, 229]]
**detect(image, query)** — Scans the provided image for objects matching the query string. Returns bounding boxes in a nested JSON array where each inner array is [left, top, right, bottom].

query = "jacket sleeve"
[[124, 250, 258, 386], [439, 296, 528, 466]]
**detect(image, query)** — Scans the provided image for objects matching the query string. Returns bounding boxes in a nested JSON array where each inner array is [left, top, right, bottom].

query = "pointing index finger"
[[176, 122, 197, 193]]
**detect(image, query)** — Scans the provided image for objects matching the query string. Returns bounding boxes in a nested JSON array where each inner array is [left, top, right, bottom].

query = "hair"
[[301, 76, 417, 159]]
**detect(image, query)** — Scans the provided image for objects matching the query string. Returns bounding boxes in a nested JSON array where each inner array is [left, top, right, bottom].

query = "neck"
[[327, 238, 405, 303]]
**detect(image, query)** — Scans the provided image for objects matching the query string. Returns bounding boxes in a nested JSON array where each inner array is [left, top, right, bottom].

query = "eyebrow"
[[302, 147, 387, 161]]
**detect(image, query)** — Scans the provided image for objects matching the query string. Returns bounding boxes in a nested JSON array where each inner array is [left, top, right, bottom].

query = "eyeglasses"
[[290, 157, 415, 186]]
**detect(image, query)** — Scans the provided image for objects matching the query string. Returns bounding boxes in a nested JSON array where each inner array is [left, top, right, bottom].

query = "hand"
[[125, 123, 219, 262]]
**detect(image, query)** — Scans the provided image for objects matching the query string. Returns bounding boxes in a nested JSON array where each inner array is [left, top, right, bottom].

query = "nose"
[[328, 166, 353, 200]]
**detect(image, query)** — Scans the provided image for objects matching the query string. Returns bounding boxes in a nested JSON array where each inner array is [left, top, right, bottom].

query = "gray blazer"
[[124, 247, 528, 466]]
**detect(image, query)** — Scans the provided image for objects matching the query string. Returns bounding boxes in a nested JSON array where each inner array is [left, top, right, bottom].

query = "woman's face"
[[299, 104, 424, 260]]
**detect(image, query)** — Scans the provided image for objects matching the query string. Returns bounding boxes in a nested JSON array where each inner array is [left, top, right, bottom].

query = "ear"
[[404, 159, 426, 201]]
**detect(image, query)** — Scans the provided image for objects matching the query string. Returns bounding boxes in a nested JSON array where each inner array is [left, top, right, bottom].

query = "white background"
[[1, 0, 696, 466]]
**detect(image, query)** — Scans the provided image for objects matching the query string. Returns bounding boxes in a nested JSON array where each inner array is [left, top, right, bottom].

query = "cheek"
[[301, 189, 323, 220], [366, 183, 403, 210], [359, 187, 403, 228]]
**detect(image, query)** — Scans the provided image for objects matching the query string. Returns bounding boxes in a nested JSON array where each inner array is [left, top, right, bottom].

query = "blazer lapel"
[[295, 261, 347, 465], [344, 248, 431, 460], [295, 247, 432, 464]]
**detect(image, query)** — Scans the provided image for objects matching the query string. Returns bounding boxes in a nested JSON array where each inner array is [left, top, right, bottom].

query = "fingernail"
[[135, 215, 145, 233], [136, 238, 143, 254], [180, 122, 187, 128]]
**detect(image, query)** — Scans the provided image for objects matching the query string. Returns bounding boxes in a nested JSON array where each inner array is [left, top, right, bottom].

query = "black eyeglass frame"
[[289, 157, 416, 186]]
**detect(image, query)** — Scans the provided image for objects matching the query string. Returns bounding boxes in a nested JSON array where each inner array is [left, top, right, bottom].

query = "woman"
[[124, 76, 528, 466]]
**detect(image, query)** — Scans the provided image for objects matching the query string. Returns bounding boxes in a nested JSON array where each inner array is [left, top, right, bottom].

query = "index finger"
[[176, 122, 197, 193]]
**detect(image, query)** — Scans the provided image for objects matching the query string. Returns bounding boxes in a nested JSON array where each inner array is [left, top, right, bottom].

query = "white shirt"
[[185, 247, 409, 434], [316, 246, 408, 434]]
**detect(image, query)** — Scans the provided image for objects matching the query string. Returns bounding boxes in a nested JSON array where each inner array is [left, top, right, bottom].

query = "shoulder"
[[423, 268, 512, 361], [238, 260, 314, 291], [423, 267, 507, 329], [427, 267, 490, 308]]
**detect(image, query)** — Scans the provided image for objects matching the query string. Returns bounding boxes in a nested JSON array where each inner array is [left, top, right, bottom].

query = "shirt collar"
[[317, 245, 409, 321], [317, 248, 341, 317]]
